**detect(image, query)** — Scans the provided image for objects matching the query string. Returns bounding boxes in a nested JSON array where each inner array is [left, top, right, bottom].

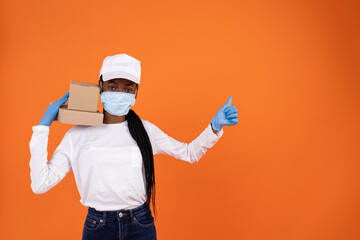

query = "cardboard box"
[[58, 105, 103, 126], [50, 101, 104, 126], [68, 80, 100, 112]]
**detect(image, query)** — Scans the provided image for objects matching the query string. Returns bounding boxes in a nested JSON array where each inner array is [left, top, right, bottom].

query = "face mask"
[[100, 91, 136, 116]]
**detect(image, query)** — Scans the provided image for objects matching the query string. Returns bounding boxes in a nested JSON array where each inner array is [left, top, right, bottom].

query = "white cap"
[[99, 53, 141, 84]]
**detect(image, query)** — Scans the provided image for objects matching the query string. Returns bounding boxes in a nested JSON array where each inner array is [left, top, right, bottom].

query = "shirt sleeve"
[[29, 125, 73, 194], [147, 121, 224, 164]]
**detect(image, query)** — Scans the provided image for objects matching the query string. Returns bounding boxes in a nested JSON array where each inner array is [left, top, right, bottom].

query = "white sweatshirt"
[[29, 120, 223, 211]]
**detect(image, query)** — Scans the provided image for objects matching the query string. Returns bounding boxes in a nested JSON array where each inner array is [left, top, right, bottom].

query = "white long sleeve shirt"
[[29, 119, 223, 211]]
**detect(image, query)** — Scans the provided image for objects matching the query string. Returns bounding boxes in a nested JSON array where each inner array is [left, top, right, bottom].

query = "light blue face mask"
[[100, 91, 136, 116]]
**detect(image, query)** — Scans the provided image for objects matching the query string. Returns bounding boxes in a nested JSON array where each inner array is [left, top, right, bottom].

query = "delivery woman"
[[29, 53, 238, 240]]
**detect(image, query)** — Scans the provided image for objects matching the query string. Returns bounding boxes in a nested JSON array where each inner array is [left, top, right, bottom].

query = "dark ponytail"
[[99, 76, 157, 219], [126, 109, 157, 219]]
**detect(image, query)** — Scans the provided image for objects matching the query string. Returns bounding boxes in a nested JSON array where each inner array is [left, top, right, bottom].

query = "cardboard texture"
[[49, 80, 104, 126], [68, 80, 100, 112], [49, 101, 103, 126], [58, 105, 103, 126]]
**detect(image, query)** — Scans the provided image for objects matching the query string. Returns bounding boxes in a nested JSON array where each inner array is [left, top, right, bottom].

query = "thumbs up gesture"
[[210, 96, 238, 131]]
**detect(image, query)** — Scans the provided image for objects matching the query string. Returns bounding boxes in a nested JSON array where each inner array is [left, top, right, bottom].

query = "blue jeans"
[[82, 201, 157, 240]]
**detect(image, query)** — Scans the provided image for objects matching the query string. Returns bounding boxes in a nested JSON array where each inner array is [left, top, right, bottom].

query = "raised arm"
[[29, 126, 73, 194], [146, 96, 238, 164], [147, 121, 223, 164], [29, 92, 72, 194]]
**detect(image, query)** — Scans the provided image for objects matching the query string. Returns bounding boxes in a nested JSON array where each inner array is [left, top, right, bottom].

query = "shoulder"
[[65, 125, 93, 137], [141, 119, 150, 126], [140, 119, 163, 136], [140, 119, 168, 137], [141, 119, 153, 130], [68, 125, 90, 132], [141, 119, 161, 128]]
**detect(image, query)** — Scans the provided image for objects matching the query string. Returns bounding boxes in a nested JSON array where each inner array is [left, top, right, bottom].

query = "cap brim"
[[102, 71, 140, 84]]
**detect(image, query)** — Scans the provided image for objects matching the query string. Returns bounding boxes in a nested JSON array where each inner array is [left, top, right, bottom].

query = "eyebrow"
[[108, 80, 135, 86], [108, 81, 135, 87]]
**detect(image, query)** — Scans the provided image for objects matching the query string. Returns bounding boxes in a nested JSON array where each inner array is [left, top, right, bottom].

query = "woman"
[[29, 53, 238, 240]]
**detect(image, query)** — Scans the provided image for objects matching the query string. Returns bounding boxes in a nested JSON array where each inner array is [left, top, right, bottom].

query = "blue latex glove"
[[210, 96, 238, 131], [38, 92, 69, 126]]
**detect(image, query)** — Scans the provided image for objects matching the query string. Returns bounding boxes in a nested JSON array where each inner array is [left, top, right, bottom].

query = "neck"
[[103, 109, 126, 124]]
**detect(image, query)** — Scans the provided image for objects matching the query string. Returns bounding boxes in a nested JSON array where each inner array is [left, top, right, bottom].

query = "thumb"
[[62, 92, 69, 101], [224, 96, 232, 107], [63, 92, 70, 99], [56, 92, 69, 105]]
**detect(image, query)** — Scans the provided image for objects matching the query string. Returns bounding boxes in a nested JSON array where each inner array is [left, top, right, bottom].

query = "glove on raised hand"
[[39, 92, 69, 126], [210, 96, 238, 131]]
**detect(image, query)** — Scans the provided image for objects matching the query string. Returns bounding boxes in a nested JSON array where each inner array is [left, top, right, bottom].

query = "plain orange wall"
[[1, 0, 359, 239]]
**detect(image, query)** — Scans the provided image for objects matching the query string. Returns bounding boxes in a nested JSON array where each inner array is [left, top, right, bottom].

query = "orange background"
[[1, 0, 359, 239]]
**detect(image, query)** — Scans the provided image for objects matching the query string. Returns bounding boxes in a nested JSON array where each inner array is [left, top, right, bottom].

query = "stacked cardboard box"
[[51, 80, 104, 126]]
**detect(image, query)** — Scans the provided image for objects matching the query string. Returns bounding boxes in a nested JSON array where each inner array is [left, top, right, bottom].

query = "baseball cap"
[[99, 53, 141, 84]]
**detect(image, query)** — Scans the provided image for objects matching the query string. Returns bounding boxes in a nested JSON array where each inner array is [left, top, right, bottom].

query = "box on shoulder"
[[68, 80, 100, 112], [50, 101, 103, 126]]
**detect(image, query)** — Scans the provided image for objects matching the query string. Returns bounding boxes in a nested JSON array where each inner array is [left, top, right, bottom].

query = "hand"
[[38, 92, 69, 126], [210, 96, 238, 131]]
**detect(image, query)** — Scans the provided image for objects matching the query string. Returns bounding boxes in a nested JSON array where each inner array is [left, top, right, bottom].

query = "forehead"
[[105, 78, 136, 85]]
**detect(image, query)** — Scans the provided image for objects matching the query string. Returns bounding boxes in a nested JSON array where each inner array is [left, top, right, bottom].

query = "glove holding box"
[[50, 80, 104, 126]]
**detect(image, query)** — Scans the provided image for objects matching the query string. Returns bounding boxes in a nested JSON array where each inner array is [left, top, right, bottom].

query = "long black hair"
[[99, 75, 157, 219]]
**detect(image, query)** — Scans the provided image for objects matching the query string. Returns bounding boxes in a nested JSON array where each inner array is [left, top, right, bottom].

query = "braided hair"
[[99, 75, 157, 219]]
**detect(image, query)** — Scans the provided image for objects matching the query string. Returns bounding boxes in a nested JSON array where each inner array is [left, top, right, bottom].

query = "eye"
[[124, 88, 132, 93], [109, 86, 116, 91]]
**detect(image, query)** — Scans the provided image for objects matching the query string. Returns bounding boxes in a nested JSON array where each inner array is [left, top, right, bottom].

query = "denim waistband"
[[87, 201, 150, 221]]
